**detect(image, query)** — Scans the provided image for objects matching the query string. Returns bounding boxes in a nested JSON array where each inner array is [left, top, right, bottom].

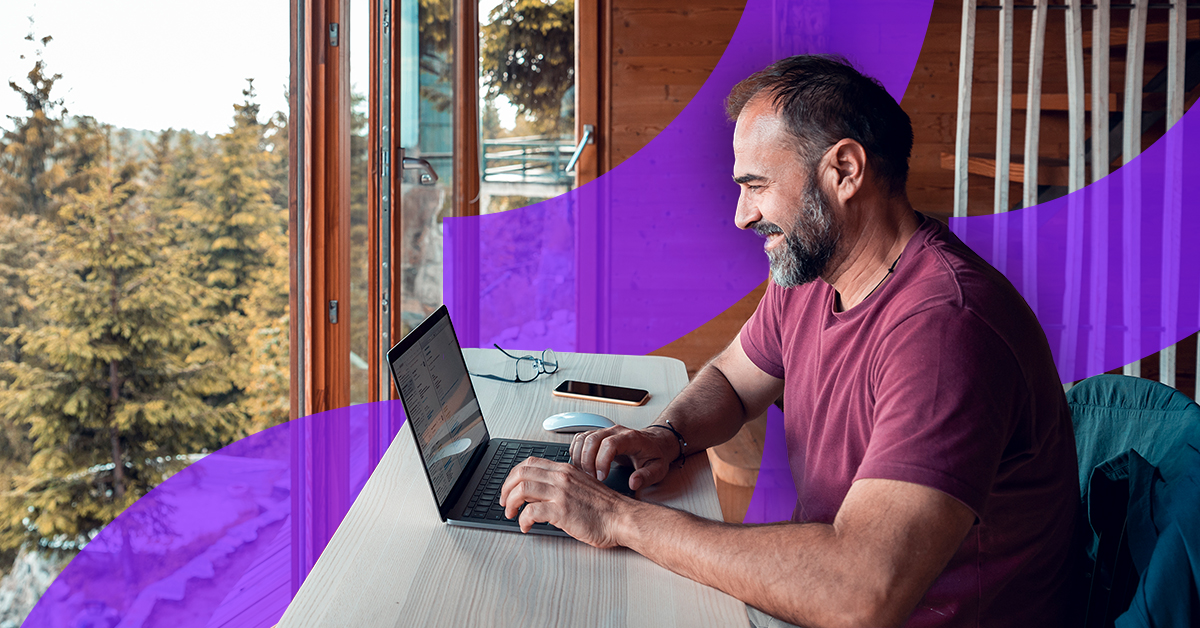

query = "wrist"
[[645, 420, 688, 463], [613, 496, 652, 550], [643, 424, 682, 460]]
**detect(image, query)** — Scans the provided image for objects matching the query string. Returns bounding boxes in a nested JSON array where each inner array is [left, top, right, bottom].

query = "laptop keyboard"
[[463, 441, 571, 521]]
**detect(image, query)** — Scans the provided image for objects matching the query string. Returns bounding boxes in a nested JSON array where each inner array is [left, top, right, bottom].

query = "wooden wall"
[[599, 0, 752, 375], [605, 0, 746, 167], [635, 0, 1198, 381], [904, 0, 1199, 219], [902, 0, 1199, 396]]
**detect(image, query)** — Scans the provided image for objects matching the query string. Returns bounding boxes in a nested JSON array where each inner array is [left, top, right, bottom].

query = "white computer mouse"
[[542, 411, 615, 433]]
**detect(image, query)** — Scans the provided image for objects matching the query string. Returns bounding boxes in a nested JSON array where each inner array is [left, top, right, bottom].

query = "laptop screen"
[[388, 308, 490, 506]]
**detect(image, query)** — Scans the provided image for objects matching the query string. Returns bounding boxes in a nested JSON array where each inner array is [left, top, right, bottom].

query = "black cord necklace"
[[865, 252, 902, 299]]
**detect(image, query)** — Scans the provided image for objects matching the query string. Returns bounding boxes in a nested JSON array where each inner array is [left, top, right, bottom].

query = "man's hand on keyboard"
[[499, 457, 633, 548]]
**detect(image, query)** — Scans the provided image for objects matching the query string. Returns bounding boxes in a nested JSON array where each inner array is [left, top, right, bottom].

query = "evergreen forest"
[[0, 0, 569, 606], [0, 39, 303, 576]]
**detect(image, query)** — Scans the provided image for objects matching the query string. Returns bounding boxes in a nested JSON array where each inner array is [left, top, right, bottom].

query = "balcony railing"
[[482, 135, 574, 184]]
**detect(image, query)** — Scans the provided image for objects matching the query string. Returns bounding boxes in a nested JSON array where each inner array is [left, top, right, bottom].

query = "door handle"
[[402, 156, 439, 185], [565, 124, 595, 174]]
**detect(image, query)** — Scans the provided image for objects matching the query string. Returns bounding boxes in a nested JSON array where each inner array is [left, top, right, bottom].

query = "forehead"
[[732, 98, 801, 173]]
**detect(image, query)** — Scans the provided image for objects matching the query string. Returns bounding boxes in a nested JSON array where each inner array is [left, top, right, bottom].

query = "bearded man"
[[500, 55, 1079, 628]]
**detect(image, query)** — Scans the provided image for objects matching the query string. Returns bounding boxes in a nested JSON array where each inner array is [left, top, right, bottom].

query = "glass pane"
[[350, 0, 370, 404], [478, 0, 575, 214], [0, 0, 290, 619], [397, 0, 454, 336]]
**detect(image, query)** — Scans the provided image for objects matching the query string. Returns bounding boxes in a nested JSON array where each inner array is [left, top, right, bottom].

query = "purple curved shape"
[[24, 401, 407, 628], [950, 109, 1198, 384], [746, 109, 1199, 523], [27, 1, 949, 620], [445, 0, 935, 355]]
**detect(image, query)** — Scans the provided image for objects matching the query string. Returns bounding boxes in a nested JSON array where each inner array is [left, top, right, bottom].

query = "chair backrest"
[[1068, 374, 1200, 499], [1067, 374, 1200, 628]]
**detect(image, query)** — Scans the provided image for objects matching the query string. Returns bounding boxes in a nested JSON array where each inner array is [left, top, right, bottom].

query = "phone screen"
[[554, 380, 648, 404]]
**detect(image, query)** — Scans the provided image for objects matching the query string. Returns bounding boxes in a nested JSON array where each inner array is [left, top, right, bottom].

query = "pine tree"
[[0, 34, 63, 218], [481, 0, 575, 135], [154, 83, 292, 428], [0, 141, 235, 551], [182, 81, 281, 315], [0, 214, 42, 550], [235, 221, 290, 431]]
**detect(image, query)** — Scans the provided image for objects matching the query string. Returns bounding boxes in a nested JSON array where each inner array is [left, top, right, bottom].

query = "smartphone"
[[552, 380, 650, 406]]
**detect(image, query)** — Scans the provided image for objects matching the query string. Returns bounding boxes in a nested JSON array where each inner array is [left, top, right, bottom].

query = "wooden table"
[[278, 349, 746, 627]]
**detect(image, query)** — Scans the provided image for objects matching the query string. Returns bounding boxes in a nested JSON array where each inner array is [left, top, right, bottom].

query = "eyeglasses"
[[472, 344, 559, 383]]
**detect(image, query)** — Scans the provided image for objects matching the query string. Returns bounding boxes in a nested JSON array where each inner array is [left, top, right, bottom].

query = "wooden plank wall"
[[907, 0, 1197, 220], [605, 0, 746, 168], [616, 0, 1200, 383], [602, 0, 750, 375], [907, 0, 1199, 396]]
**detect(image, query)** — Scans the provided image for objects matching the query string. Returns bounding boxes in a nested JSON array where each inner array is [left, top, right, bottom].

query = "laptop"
[[386, 305, 634, 536]]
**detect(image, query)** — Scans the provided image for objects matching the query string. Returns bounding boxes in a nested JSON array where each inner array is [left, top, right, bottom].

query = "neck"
[[826, 200, 920, 312]]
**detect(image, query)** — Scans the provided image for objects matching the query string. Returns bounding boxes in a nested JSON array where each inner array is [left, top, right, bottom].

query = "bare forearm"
[[615, 500, 881, 628], [652, 362, 754, 453]]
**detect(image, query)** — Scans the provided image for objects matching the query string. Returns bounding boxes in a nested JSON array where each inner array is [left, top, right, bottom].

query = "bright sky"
[[1, 0, 369, 136]]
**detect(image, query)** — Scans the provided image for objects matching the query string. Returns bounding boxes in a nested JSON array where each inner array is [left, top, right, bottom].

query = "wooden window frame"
[[292, 0, 352, 417]]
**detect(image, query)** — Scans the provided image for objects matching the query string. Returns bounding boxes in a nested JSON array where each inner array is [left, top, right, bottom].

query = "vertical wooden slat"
[[1123, 0, 1149, 164], [453, 0, 480, 217], [575, 0, 604, 187], [994, 0, 1014, 214], [1167, 2, 1188, 127], [1122, 0, 1148, 378], [575, 0, 610, 353], [1162, 0, 1187, 388], [1092, 0, 1111, 184], [1019, 0, 1048, 320], [1060, 0, 1088, 387], [1088, 0, 1110, 379], [292, 0, 352, 594], [1022, 0, 1049, 210], [954, 0, 976, 218], [1065, 0, 1087, 193]]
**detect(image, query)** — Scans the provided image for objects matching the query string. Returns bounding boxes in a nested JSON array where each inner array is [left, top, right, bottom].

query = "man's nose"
[[734, 191, 760, 230]]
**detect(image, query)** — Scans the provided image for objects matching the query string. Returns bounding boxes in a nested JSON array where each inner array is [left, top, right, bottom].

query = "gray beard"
[[760, 178, 840, 288]]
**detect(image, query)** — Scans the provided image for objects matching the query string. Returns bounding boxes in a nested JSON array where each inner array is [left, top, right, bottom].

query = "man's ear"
[[826, 139, 867, 204]]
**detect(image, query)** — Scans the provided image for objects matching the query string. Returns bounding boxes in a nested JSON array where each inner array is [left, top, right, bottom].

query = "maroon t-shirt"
[[741, 212, 1078, 627]]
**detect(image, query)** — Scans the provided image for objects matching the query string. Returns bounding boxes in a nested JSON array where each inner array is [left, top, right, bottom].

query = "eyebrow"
[[733, 174, 767, 185]]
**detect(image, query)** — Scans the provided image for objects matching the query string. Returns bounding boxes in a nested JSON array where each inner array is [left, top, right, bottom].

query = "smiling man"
[[500, 55, 1079, 627]]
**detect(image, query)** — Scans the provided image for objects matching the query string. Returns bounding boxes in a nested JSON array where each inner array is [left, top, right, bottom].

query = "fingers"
[[629, 462, 667, 491], [503, 473, 559, 520], [517, 501, 552, 533], [574, 426, 628, 479], [593, 437, 626, 482], [499, 458, 568, 513], [570, 432, 587, 470]]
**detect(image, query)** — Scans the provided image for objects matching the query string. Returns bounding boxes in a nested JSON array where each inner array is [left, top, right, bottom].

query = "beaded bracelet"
[[646, 420, 688, 466]]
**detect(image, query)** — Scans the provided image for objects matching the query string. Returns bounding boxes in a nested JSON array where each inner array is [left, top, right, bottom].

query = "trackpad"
[[603, 464, 636, 497]]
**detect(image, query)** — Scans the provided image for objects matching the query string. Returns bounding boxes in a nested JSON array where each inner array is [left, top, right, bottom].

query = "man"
[[499, 55, 1078, 627]]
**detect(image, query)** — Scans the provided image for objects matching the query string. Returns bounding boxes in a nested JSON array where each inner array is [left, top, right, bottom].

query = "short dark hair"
[[726, 55, 913, 196]]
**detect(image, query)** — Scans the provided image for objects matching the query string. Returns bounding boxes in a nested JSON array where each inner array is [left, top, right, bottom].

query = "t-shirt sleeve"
[[854, 306, 1027, 518], [740, 281, 786, 379]]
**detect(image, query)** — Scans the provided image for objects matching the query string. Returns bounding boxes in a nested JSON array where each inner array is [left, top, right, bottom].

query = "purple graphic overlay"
[[35, 0, 1200, 621], [445, 0, 935, 355], [24, 401, 407, 628], [949, 110, 1198, 383], [743, 405, 798, 524]]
